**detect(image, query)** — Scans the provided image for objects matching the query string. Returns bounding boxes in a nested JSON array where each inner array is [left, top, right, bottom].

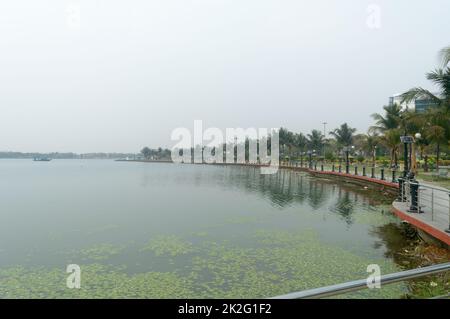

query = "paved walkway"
[[281, 164, 450, 246]]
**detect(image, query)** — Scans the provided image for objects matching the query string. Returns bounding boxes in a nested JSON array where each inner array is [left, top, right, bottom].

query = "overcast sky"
[[0, 0, 449, 153]]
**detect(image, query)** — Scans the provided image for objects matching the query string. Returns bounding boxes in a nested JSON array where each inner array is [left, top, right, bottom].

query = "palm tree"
[[291, 133, 308, 165], [401, 46, 450, 111], [362, 133, 379, 167], [439, 45, 450, 68], [294, 133, 308, 156], [369, 104, 402, 134], [424, 109, 448, 172], [307, 130, 324, 153], [329, 123, 356, 147], [379, 129, 401, 168], [279, 127, 295, 159], [400, 45, 450, 172]]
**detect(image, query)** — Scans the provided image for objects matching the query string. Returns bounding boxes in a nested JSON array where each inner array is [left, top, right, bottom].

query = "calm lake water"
[[0, 160, 417, 298]]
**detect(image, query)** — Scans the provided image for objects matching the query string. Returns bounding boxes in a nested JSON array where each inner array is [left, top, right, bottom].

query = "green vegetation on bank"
[[277, 46, 450, 176], [137, 48, 449, 184]]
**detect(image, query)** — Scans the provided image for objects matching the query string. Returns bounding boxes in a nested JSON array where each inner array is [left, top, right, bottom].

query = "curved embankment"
[[277, 164, 449, 247]]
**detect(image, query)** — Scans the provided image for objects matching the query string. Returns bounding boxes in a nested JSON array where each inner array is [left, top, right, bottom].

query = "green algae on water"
[[141, 235, 194, 257]]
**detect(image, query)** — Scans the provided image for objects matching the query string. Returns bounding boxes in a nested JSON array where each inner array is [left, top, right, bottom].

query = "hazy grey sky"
[[0, 0, 449, 153]]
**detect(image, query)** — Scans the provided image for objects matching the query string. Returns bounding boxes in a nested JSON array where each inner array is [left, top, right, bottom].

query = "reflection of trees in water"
[[215, 167, 344, 211], [332, 188, 355, 225], [156, 166, 390, 222], [369, 223, 419, 267], [307, 180, 326, 210]]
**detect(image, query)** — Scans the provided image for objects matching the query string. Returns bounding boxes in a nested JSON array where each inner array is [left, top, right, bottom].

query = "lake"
[[0, 159, 420, 298]]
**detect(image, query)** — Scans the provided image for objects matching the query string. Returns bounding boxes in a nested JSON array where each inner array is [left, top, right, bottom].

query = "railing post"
[[446, 194, 450, 233], [338, 165, 342, 173], [362, 166, 366, 177], [314, 163, 317, 171], [397, 178, 405, 202], [354, 166, 358, 176], [345, 164, 349, 174], [332, 164, 335, 172], [392, 170, 396, 183], [321, 164, 324, 172], [431, 189, 434, 221], [371, 167, 375, 179], [380, 168, 385, 180], [409, 181, 422, 213]]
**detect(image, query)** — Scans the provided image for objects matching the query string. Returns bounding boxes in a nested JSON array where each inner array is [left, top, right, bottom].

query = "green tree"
[[424, 109, 448, 172], [370, 104, 402, 134], [379, 129, 401, 168], [362, 133, 379, 167], [141, 147, 152, 160], [329, 123, 356, 147], [307, 130, 325, 153]]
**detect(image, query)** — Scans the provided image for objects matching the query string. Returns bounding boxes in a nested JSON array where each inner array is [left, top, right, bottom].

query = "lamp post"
[[373, 145, 378, 167], [322, 122, 327, 161], [312, 149, 316, 169], [413, 133, 421, 176], [307, 150, 312, 169], [400, 135, 414, 180], [343, 146, 351, 174]]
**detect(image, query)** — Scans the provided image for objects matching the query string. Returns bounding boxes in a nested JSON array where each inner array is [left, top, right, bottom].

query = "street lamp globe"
[[415, 133, 422, 140]]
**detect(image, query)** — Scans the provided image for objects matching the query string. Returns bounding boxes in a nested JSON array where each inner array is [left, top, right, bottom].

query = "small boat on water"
[[33, 157, 52, 162]]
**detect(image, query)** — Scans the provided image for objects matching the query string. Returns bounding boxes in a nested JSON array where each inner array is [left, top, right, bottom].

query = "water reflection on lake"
[[0, 160, 415, 298]]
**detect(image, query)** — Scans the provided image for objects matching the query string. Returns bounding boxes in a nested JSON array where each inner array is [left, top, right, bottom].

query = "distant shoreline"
[[115, 159, 173, 163]]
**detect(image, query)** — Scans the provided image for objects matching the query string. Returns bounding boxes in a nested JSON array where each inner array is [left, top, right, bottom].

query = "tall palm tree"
[[401, 46, 450, 111], [292, 133, 308, 164], [369, 104, 402, 134], [294, 133, 308, 154], [424, 109, 449, 172], [307, 130, 324, 153], [439, 45, 450, 68], [279, 127, 295, 158], [379, 129, 401, 168], [362, 133, 379, 167], [400, 46, 450, 172], [329, 123, 356, 147]]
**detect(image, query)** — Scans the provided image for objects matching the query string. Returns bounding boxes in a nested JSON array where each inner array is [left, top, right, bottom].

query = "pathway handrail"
[[270, 262, 450, 299]]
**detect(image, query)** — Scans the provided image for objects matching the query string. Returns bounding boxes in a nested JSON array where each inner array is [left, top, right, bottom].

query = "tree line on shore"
[[141, 46, 450, 171], [277, 46, 450, 171]]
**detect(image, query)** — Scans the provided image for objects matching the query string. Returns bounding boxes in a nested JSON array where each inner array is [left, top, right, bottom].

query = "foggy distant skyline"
[[1, 0, 449, 153]]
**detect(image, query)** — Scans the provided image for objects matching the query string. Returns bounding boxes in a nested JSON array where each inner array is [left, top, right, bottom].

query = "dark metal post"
[[371, 167, 375, 178], [392, 170, 396, 183], [321, 164, 324, 172], [338, 165, 342, 173], [354, 166, 358, 176], [380, 168, 385, 180], [345, 150, 349, 174], [397, 177, 405, 202], [314, 162, 317, 171], [409, 182, 422, 213], [446, 194, 450, 233], [362, 166, 366, 177], [403, 140, 408, 178], [332, 164, 335, 172]]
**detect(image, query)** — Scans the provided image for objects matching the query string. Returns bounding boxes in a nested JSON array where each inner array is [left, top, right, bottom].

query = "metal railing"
[[271, 262, 450, 299], [283, 160, 399, 183], [400, 179, 450, 232], [282, 160, 450, 232]]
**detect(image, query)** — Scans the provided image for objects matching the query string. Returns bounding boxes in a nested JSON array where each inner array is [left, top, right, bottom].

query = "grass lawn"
[[416, 171, 450, 190]]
